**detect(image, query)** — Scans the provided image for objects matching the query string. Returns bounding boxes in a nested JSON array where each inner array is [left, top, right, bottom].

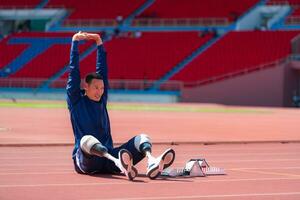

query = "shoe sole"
[[147, 148, 175, 179], [119, 149, 138, 181]]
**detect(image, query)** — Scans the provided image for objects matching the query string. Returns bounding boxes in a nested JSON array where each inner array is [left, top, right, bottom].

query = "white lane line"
[[0, 157, 68, 160], [1, 158, 300, 168], [0, 168, 71, 173], [231, 168, 300, 178], [0, 166, 300, 176], [0, 163, 71, 167], [94, 192, 300, 200], [0, 177, 300, 188], [1, 152, 300, 160], [0, 127, 10, 132], [212, 158, 300, 163], [228, 166, 300, 170], [0, 171, 74, 175], [1, 146, 300, 154]]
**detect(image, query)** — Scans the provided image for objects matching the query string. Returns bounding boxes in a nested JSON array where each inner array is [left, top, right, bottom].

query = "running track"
[[0, 102, 300, 199], [1, 144, 300, 200]]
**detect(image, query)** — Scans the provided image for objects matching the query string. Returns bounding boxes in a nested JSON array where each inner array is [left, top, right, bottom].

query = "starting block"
[[161, 158, 225, 177]]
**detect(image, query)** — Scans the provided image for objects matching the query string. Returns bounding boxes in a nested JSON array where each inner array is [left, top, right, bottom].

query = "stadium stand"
[[0, 0, 41, 8], [58, 32, 213, 82], [45, 0, 146, 19], [291, 7, 300, 16], [267, 0, 300, 24], [267, 0, 300, 5], [44, 0, 147, 27], [2, 0, 300, 105], [170, 30, 300, 85], [285, 4, 300, 25], [0, 35, 29, 70], [9, 44, 71, 79], [137, 0, 259, 22], [2, 32, 93, 79]]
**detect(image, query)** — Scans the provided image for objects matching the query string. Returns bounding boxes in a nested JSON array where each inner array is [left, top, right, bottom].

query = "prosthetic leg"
[[134, 134, 176, 179], [80, 135, 138, 181]]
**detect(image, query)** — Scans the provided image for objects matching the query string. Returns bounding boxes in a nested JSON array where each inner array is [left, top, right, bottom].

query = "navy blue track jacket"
[[66, 41, 113, 159]]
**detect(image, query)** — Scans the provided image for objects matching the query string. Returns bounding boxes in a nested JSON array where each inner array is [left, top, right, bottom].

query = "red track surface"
[[0, 103, 300, 199], [1, 144, 300, 200]]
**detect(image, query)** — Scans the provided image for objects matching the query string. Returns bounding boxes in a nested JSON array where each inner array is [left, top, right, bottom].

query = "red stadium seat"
[[0, 35, 28, 70], [267, 0, 300, 6], [4, 32, 93, 79], [138, 0, 259, 22], [0, 0, 41, 8], [59, 32, 212, 81], [171, 31, 300, 84], [45, 0, 146, 19]]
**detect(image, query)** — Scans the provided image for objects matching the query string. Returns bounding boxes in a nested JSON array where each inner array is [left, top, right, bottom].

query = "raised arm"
[[66, 31, 88, 106], [86, 33, 109, 102]]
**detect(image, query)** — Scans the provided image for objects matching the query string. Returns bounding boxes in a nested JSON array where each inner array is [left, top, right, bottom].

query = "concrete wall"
[[181, 62, 299, 107]]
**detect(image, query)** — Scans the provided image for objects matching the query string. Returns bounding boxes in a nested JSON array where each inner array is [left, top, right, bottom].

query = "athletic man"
[[67, 31, 175, 180]]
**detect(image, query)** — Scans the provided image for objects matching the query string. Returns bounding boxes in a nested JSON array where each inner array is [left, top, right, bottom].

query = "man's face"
[[85, 79, 104, 101]]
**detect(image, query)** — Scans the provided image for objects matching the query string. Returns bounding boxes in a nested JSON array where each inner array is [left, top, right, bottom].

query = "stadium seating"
[[267, 0, 300, 17], [0, 0, 40, 8], [58, 32, 213, 82], [137, 0, 259, 22], [2, 32, 93, 79], [267, 0, 300, 5], [45, 0, 146, 19], [9, 44, 71, 79], [171, 30, 300, 84], [291, 7, 300, 16], [267, 0, 300, 24], [2, 1, 300, 91], [0, 35, 29, 70]]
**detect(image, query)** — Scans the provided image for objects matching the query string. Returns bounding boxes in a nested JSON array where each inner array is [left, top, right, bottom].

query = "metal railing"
[[266, 1, 300, 6], [132, 18, 230, 27], [286, 16, 300, 25], [0, 78, 183, 91], [63, 19, 117, 27], [61, 18, 230, 27], [0, 6, 37, 9], [1, 55, 295, 90], [0, 78, 45, 88]]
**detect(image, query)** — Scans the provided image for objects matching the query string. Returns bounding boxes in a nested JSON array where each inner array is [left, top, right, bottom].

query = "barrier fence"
[[60, 18, 230, 27], [0, 78, 183, 91], [1, 56, 296, 90], [132, 18, 230, 27]]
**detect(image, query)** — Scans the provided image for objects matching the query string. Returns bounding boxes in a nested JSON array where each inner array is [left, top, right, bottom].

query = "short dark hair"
[[85, 73, 103, 84]]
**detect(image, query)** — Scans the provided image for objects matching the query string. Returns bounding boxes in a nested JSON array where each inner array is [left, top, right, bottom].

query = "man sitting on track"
[[67, 31, 175, 180]]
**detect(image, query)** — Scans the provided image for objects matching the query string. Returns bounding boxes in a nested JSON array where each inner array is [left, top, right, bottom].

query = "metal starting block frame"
[[161, 158, 225, 177]]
